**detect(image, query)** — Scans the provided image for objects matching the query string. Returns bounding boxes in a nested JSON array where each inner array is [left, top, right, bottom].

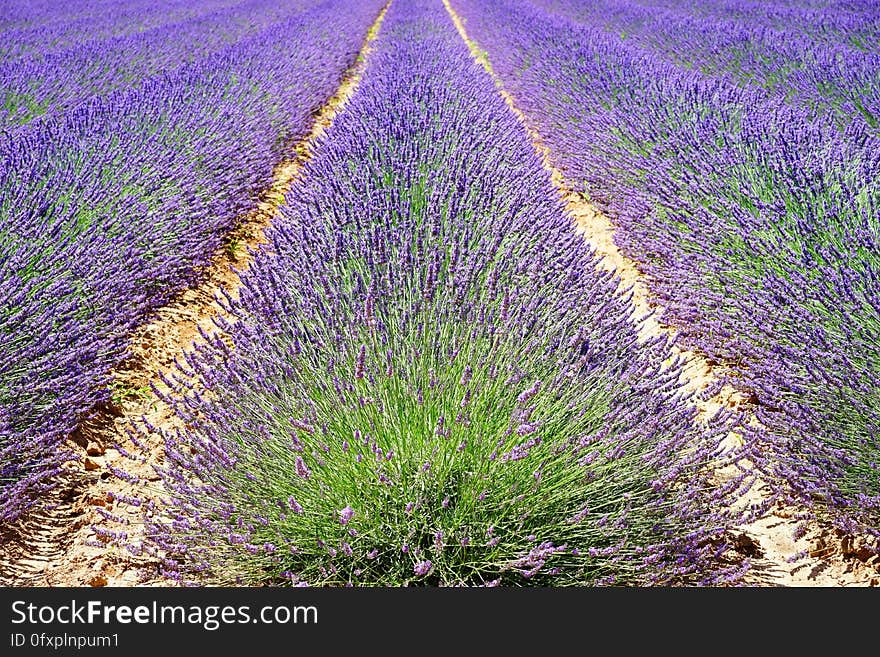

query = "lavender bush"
[[0, 0, 327, 129], [452, 0, 880, 541], [0, 0, 242, 62], [534, 0, 880, 130], [140, 0, 751, 587], [0, 0, 386, 523]]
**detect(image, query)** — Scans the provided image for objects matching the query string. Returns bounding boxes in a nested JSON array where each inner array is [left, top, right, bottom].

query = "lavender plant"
[[0, 0, 386, 523], [0, 0, 327, 129], [534, 0, 880, 131], [0, 0, 239, 62], [141, 0, 751, 587], [452, 0, 880, 541]]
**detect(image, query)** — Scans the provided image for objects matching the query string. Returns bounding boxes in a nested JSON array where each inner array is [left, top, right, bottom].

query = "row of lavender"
[[0, 0, 386, 523], [1, 0, 325, 129], [134, 0, 752, 586], [535, 0, 880, 131], [452, 0, 880, 540], [0, 0, 242, 61]]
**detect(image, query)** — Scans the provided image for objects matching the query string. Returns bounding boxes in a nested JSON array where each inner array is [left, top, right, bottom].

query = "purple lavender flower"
[[355, 344, 367, 379], [295, 457, 311, 479], [338, 506, 355, 525], [517, 380, 541, 405]]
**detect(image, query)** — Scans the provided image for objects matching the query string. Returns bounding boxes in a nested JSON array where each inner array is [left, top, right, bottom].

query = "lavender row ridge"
[[0, 0, 330, 130], [137, 0, 752, 586], [451, 0, 880, 542], [0, 0, 387, 524]]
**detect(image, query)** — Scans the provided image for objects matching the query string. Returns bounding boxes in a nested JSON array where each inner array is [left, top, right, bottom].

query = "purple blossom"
[[517, 380, 541, 405], [339, 506, 355, 525], [413, 560, 433, 576], [355, 344, 367, 379], [295, 457, 311, 479]]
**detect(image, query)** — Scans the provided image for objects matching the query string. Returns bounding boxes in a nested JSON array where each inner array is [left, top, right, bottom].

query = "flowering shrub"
[[0, 0, 333, 129], [453, 0, 880, 542], [0, 0, 385, 523], [142, 0, 751, 586]]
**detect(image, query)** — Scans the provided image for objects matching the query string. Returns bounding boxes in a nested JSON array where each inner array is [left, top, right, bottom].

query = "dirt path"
[[443, 0, 878, 587], [0, 2, 390, 588]]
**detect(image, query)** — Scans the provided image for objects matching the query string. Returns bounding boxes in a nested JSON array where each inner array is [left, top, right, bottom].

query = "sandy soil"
[[0, 3, 390, 588], [443, 0, 879, 587]]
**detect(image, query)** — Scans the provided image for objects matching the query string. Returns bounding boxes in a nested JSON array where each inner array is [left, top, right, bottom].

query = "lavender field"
[[1, 0, 878, 587]]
